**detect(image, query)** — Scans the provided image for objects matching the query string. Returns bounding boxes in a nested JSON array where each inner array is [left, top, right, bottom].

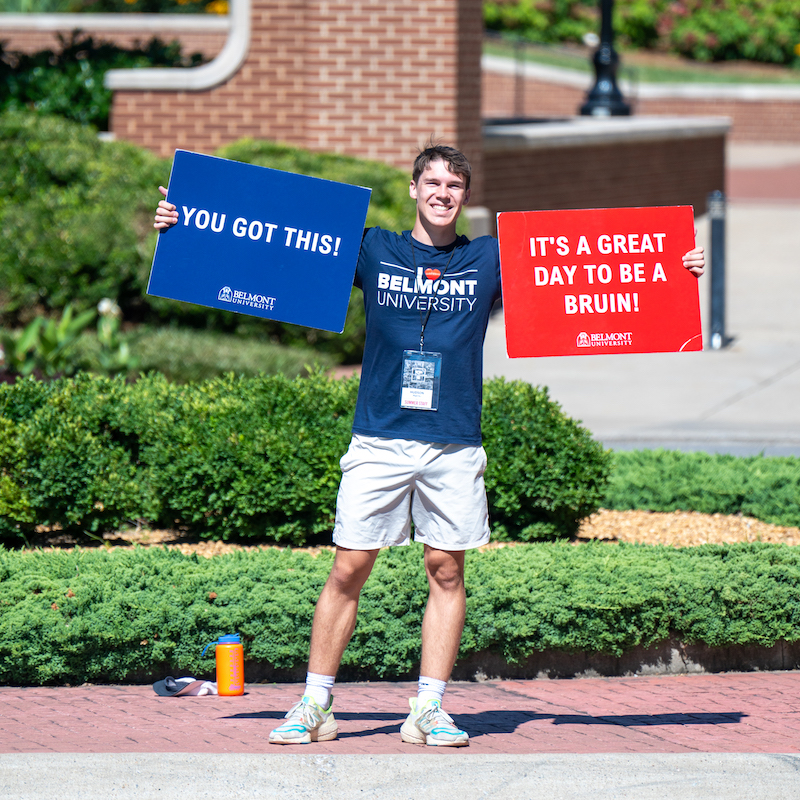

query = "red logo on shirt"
[[424, 268, 441, 281]]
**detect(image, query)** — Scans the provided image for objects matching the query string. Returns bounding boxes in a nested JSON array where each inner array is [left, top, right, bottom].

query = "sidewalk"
[[0, 672, 800, 800], [2, 674, 800, 797], [484, 143, 800, 457], [4, 674, 800, 755]]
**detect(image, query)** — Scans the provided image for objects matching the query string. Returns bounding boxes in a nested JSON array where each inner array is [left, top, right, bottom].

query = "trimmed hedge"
[[606, 449, 800, 529], [2, 541, 799, 685], [0, 373, 610, 544]]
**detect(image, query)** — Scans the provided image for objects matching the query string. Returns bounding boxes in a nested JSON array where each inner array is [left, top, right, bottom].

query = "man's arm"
[[154, 186, 179, 230]]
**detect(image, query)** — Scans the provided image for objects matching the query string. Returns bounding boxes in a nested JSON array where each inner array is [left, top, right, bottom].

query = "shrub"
[[0, 305, 97, 378], [71, 326, 336, 382], [2, 541, 800, 685], [605, 449, 800, 529], [662, 0, 800, 65], [0, 374, 608, 544], [484, 0, 800, 67], [484, 0, 599, 46], [482, 378, 611, 540], [0, 110, 168, 323], [0, 32, 205, 130]]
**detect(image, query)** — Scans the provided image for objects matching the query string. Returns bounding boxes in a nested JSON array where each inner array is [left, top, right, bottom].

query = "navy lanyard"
[[410, 237, 458, 350]]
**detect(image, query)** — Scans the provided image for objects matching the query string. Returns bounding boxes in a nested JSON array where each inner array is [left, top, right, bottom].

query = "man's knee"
[[424, 547, 465, 593], [326, 548, 378, 594]]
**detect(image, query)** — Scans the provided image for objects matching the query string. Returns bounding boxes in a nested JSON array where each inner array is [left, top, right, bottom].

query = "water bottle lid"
[[201, 633, 241, 656]]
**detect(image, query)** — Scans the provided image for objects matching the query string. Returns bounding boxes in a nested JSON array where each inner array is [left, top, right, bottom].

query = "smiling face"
[[409, 159, 471, 246]]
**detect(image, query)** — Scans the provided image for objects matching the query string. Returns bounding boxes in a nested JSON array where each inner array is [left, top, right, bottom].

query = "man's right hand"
[[154, 185, 179, 229]]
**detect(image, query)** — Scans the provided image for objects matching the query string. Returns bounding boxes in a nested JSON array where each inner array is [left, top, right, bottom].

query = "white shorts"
[[332, 434, 490, 551]]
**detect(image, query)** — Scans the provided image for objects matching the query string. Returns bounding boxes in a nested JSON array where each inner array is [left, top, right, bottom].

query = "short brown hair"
[[412, 142, 471, 191]]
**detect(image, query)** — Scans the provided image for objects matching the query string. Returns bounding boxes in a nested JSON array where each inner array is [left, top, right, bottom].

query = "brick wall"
[[109, 0, 484, 195], [636, 98, 800, 143], [482, 134, 725, 225], [483, 70, 800, 144]]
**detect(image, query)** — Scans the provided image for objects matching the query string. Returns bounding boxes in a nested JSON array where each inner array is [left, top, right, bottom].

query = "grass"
[[484, 37, 800, 85]]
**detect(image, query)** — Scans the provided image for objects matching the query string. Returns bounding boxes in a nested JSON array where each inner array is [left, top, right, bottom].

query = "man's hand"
[[682, 245, 705, 278], [154, 185, 179, 230]]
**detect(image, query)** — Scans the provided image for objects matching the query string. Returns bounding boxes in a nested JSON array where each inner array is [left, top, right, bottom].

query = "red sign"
[[497, 205, 702, 357]]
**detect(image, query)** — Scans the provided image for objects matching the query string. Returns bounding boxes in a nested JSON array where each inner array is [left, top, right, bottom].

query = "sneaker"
[[400, 698, 469, 747], [268, 695, 338, 744]]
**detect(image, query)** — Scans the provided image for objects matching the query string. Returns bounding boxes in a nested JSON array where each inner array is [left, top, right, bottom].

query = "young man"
[[154, 144, 705, 748]]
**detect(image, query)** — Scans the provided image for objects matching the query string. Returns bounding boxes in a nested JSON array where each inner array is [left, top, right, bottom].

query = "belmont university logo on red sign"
[[376, 261, 480, 312], [577, 331, 633, 349], [498, 205, 702, 358]]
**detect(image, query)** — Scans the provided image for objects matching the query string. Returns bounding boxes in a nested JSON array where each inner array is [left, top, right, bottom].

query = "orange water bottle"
[[202, 634, 244, 696]]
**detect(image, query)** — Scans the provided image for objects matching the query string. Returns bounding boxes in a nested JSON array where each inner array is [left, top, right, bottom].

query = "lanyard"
[[410, 237, 458, 350]]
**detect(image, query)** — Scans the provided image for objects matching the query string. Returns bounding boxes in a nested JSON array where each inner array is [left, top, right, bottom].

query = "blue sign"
[[148, 150, 372, 332]]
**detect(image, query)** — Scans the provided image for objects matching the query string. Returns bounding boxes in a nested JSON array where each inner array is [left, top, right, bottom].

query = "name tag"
[[400, 350, 442, 411]]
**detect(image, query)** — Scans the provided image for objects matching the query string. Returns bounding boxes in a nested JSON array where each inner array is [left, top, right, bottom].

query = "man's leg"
[[308, 546, 380, 675], [420, 545, 466, 680], [400, 544, 470, 747], [269, 546, 378, 745]]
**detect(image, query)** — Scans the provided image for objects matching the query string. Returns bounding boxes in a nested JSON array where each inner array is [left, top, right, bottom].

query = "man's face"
[[410, 159, 470, 232]]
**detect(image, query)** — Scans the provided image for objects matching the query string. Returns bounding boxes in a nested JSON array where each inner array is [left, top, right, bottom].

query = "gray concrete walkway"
[[484, 143, 800, 456], [3, 752, 800, 799]]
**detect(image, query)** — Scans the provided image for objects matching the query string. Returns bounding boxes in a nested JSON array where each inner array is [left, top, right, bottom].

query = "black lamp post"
[[580, 0, 631, 116]]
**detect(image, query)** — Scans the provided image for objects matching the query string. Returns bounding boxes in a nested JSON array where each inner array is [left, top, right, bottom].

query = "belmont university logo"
[[577, 331, 633, 349], [376, 263, 480, 313], [218, 286, 276, 311]]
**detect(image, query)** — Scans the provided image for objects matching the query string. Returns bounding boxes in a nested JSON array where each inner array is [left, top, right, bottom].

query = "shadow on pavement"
[[219, 708, 746, 739], [450, 710, 746, 735]]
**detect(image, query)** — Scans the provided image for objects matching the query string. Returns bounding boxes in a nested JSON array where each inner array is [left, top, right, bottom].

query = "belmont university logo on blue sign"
[[148, 150, 371, 332]]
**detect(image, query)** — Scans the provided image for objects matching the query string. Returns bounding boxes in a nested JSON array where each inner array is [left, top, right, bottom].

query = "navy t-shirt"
[[352, 228, 502, 446]]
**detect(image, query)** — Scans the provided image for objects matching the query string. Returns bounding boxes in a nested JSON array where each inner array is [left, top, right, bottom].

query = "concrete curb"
[[2, 752, 800, 799]]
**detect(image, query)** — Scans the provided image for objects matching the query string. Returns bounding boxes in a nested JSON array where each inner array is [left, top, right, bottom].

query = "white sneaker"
[[268, 695, 338, 744], [400, 698, 469, 747]]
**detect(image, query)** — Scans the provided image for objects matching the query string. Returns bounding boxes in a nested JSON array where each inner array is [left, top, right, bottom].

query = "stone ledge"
[[0, 11, 230, 32], [453, 639, 800, 681], [483, 115, 732, 151], [104, 0, 248, 91], [123, 641, 800, 685]]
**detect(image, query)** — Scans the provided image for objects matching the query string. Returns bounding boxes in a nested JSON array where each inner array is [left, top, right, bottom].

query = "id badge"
[[400, 350, 442, 411]]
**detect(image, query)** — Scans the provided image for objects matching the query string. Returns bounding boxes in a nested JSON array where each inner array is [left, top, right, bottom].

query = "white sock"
[[304, 671, 335, 709], [417, 675, 447, 706]]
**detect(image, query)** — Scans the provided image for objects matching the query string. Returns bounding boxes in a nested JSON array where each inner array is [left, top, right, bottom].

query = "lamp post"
[[580, 0, 631, 116]]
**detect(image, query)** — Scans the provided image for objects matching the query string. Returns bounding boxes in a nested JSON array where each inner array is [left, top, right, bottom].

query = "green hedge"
[[2, 541, 799, 685], [0, 110, 166, 321], [0, 373, 610, 544], [485, 0, 800, 67], [606, 449, 800, 529]]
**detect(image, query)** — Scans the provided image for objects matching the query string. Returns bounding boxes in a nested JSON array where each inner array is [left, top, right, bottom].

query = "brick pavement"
[[728, 163, 800, 202], [2, 673, 799, 756]]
